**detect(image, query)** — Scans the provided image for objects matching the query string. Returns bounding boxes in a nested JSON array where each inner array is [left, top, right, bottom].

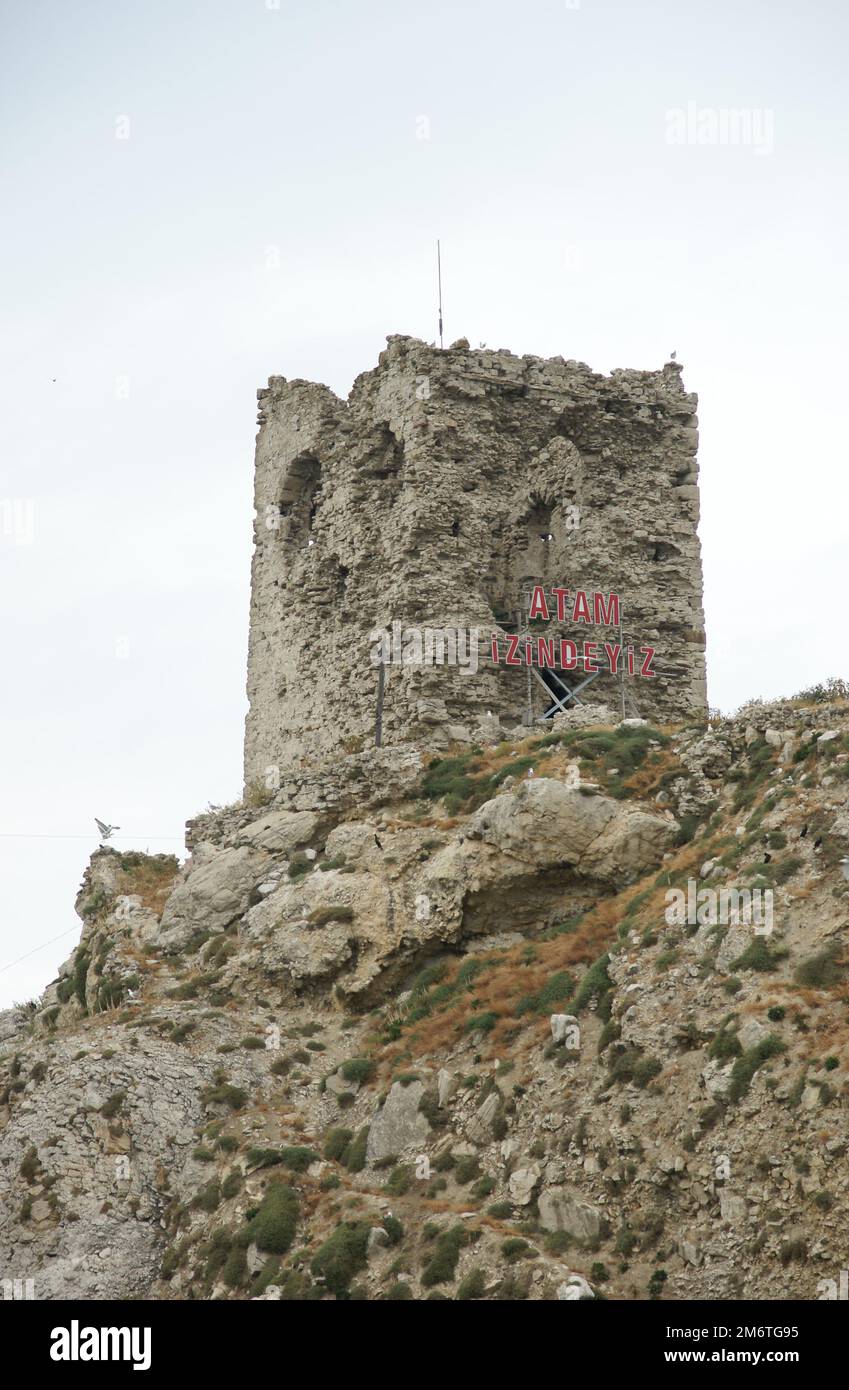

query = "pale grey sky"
[[1, 0, 846, 1006]]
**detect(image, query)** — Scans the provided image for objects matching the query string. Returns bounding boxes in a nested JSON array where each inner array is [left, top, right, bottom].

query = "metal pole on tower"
[[437, 240, 444, 349]]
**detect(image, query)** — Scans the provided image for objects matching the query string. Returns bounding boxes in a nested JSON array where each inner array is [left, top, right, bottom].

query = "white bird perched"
[[840, 857, 849, 881], [95, 818, 120, 841]]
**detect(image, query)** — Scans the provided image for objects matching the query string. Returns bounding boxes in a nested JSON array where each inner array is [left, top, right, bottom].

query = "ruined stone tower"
[[244, 335, 706, 787]]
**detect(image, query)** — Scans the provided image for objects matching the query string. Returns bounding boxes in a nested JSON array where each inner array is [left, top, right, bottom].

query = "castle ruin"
[[244, 335, 706, 787]]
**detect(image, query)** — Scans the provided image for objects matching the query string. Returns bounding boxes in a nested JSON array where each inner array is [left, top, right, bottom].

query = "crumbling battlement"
[[243, 335, 707, 787]]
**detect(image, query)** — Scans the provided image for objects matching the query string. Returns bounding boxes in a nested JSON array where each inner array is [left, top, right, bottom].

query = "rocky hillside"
[[2, 695, 849, 1302]]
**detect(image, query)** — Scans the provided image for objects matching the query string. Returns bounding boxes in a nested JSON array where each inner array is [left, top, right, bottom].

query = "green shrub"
[[324, 1127, 354, 1163], [202, 1228, 231, 1281], [221, 1170, 242, 1199], [344, 1127, 369, 1173], [383, 1165, 412, 1196], [222, 1243, 247, 1288], [615, 1224, 637, 1255], [340, 1058, 375, 1084], [501, 1238, 530, 1263], [794, 944, 842, 988], [73, 950, 91, 1010], [728, 1034, 786, 1103], [383, 1215, 404, 1245], [570, 953, 613, 1016], [607, 1048, 662, 1088], [421, 755, 476, 805], [709, 1027, 742, 1062], [770, 855, 804, 885], [310, 1221, 370, 1297], [454, 1156, 481, 1185], [729, 939, 785, 973], [456, 1267, 487, 1300], [421, 1225, 468, 1287], [279, 1146, 319, 1172], [202, 1083, 249, 1111], [463, 1011, 498, 1035], [192, 1181, 221, 1213], [384, 1280, 414, 1300], [514, 970, 575, 1017], [245, 1182, 299, 1254]]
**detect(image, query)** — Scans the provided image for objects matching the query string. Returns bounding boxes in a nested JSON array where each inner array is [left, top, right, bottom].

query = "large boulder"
[[234, 809, 322, 854], [465, 779, 675, 882], [366, 1080, 431, 1163], [538, 1187, 603, 1242], [159, 845, 267, 945]]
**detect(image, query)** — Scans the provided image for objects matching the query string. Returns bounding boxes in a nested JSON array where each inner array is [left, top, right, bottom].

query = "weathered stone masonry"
[[244, 335, 706, 786]]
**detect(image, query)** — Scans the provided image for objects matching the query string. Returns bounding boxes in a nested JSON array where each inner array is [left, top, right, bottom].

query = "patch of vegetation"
[[569, 953, 613, 1018], [201, 1082, 249, 1111], [421, 1225, 470, 1287], [245, 1182, 299, 1254], [728, 1034, 786, 1103], [501, 1238, 530, 1263], [464, 1010, 498, 1035], [340, 1058, 375, 1084], [221, 1170, 242, 1199], [308, 905, 355, 927], [192, 1181, 221, 1213], [344, 1127, 369, 1174], [729, 939, 787, 974], [779, 1238, 807, 1265], [794, 943, 842, 988], [383, 1165, 413, 1196], [456, 1267, 487, 1299], [607, 1048, 662, 1089], [72, 950, 91, 1011], [709, 1024, 742, 1062], [792, 677, 849, 704], [514, 970, 575, 1017], [310, 1220, 370, 1297], [20, 1146, 39, 1182], [324, 1127, 354, 1162], [453, 1155, 481, 1185]]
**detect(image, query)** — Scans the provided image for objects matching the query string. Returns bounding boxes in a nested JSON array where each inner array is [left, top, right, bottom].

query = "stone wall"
[[244, 335, 706, 787]]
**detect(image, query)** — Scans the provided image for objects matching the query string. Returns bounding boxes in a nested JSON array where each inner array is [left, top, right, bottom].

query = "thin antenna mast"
[[437, 240, 444, 348]]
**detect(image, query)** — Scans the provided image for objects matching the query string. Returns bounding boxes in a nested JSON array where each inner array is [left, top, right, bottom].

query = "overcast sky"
[[1, 0, 846, 1007]]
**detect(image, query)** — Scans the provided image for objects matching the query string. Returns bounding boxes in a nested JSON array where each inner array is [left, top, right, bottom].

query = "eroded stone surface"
[[244, 337, 706, 784]]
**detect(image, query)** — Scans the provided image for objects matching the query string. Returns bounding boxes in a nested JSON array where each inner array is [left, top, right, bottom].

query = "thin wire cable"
[[0, 834, 183, 840], [0, 925, 81, 976]]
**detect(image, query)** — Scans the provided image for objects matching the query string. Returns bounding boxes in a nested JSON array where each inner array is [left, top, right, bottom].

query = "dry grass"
[[116, 855, 180, 917]]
